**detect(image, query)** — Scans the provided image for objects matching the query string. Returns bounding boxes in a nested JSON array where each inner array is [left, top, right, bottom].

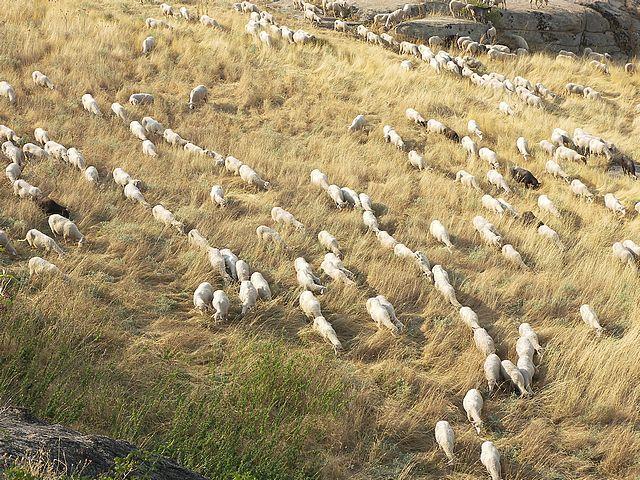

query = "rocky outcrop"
[[0, 406, 208, 480]]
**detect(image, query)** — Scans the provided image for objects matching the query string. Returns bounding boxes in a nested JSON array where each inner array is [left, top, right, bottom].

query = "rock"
[[0, 406, 208, 480]]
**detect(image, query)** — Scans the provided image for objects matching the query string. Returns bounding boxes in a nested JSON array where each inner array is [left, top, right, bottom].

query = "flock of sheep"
[[0, 0, 638, 478]]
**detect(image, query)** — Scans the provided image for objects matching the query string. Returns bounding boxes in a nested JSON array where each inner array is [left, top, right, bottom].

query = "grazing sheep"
[[408, 150, 426, 170], [235, 260, 251, 282], [207, 248, 232, 281], [67, 148, 86, 170], [318, 230, 341, 257], [479, 224, 502, 248], [461, 136, 478, 160], [152, 205, 185, 233], [111, 103, 129, 123], [604, 193, 626, 216], [414, 251, 433, 281], [210, 185, 227, 207], [511, 166, 540, 189], [484, 353, 501, 394], [359, 193, 373, 212], [200, 15, 221, 28], [467, 120, 483, 139], [0, 230, 17, 256], [516, 137, 531, 160], [501, 244, 528, 268], [295, 257, 325, 293], [501, 359, 529, 397], [146, 17, 170, 28], [362, 211, 379, 232], [516, 336, 535, 362], [479, 147, 500, 169], [519, 323, 543, 356], [376, 230, 398, 250], [32, 71, 54, 89], [300, 290, 322, 319], [239, 164, 270, 190], [163, 128, 187, 147], [326, 185, 348, 209], [5, 162, 21, 183], [538, 194, 560, 217], [580, 304, 603, 335], [310, 169, 329, 190], [348, 114, 367, 132], [225, 156, 243, 175], [406, 108, 427, 127], [430, 220, 453, 250], [124, 182, 150, 207], [12, 179, 41, 200], [482, 194, 505, 215], [334, 19, 347, 31], [433, 267, 461, 307], [140, 140, 157, 158], [142, 116, 165, 136], [321, 256, 355, 286], [239, 280, 258, 316], [193, 282, 214, 311], [0, 125, 19, 143], [383, 125, 405, 150], [463, 389, 484, 434], [460, 306, 480, 329], [49, 214, 85, 246], [2, 142, 24, 165], [188, 229, 210, 251], [589, 59, 609, 74], [313, 316, 342, 354], [21, 229, 64, 256], [455, 170, 481, 190], [474, 328, 495, 356], [498, 101, 514, 115], [612, 242, 637, 270], [554, 145, 586, 164], [341, 187, 361, 209], [250, 272, 271, 300], [393, 243, 414, 259], [221, 249, 239, 281], [537, 223, 565, 250], [142, 36, 156, 54], [129, 121, 147, 141], [129, 93, 154, 105], [570, 179, 593, 200], [28, 256, 65, 278], [112, 167, 132, 187], [81, 93, 101, 116], [480, 441, 502, 480], [0, 81, 16, 103], [210, 290, 229, 321], [366, 296, 402, 335], [272, 207, 304, 230], [256, 225, 286, 247], [539, 140, 556, 156], [292, 29, 315, 44], [486, 169, 511, 194], [545, 160, 569, 182], [434, 421, 455, 464]]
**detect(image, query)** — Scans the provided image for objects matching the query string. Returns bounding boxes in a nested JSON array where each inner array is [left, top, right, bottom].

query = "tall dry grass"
[[0, 0, 640, 478]]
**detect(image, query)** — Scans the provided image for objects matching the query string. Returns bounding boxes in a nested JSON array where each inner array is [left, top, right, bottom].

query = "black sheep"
[[35, 197, 70, 218], [511, 167, 540, 189]]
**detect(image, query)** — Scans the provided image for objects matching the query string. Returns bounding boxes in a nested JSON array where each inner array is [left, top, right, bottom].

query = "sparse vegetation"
[[0, 0, 640, 478]]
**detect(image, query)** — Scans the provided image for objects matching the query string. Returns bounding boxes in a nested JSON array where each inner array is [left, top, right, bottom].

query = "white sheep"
[[141, 140, 157, 158], [193, 282, 214, 311], [623, 239, 640, 256], [0, 81, 16, 103], [272, 207, 304, 230], [479, 147, 500, 169], [376, 230, 398, 250], [408, 150, 426, 170], [519, 323, 543, 357], [320, 256, 355, 286], [318, 230, 341, 257], [221, 249, 239, 281], [484, 353, 501, 394], [480, 441, 503, 480], [479, 225, 502, 248], [433, 271, 462, 307], [239, 280, 258, 315], [0, 230, 17, 256], [393, 243, 414, 259], [459, 306, 480, 329], [461, 136, 478, 160], [142, 116, 165, 136], [501, 244, 528, 269], [0, 125, 19, 142], [5, 162, 21, 183], [516, 336, 535, 362], [362, 211, 379, 232], [463, 389, 483, 434], [188, 229, 210, 251], [299, 290, 322, 319], [326, 185, 348, 209], [429, 220, 453, 250], [580, 304, 603, 336], [570, 179, 593, 200], [225, 156, 243, 175], [32, 71, 54, 89], [236, 259, 251, 282], [12, 179, 42, 199], [28, 256, 65, 278], [516, 137, 531, 160], [539, 140, 556, 156], [251, 272, 271, 300], [295, 257, 325, 294], [21, 229, 64, 256], [239, 164, 270, 190], [129, 93, 154, 105], [341, 187, 361, 209], [455, 170, 480, 190], [537, 224, 565, 250], [163, 128, 187, 147], [313, 316, 342, 354], [200, 15, 221, 28], [604, 193, 626, 216], [256, 225, 287, 248], [359, 193, 373, 212], [544, 160, 569, 182], [130, 121, 147, 141], [405, 108, 427, 126], [142, 36, 156, 54], [124, 182, 150, 207], [538, 194, 560, 217], [612, 242, 637, 270], [486, 169, 510, 194], [473, 327, 496, 356], [112, 167, 132, 187], [434, 421, 455, 464], [49, 214, 85, 246], [518, 356, 535, 393], [498, 101, 514, 115], [207, 248, 233, 282], [501, 359, 529, 397], [467, 119, 483, 139], [81, 93, 101, 116], [211, 290, 229, 321], [554, 146, 585, 164], [67, 148, 86, 170], [209, 185, 227, 207], [348, 114, 367, 132], [414, 251, 433, 281], [2, 142, 24, 165], [310, 169, 329, 190], [152, 204, 185, 233]]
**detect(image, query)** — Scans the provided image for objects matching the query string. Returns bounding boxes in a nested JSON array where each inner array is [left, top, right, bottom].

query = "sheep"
[[208, 290, 228, 322], [141, 116, 164, 136], [455, 170, 481, 191], [21, 229, 64, 256], [501, 359, 529, 397], [2, 142, 24, 165], [292, 29, 315, 44], [28, 256, 65, 279], [81, 93, 101, 116], [32, 71, 54, 89], [604, 193, 626, 216], [239, 164, 270, 190], [129, 93, 154, 105], [152, 205, 185, 234], [221, 249, 239, 281], [376, 230, 398, 250], [518, 354, 535, 390], [498, 101, 514, 116], [207, 185, 227, 207], [137, 140, 157, 159], [516, 137, 531, 160], [334, 19, 347, 31], [449, 0, 467, 17], [310, 169, 329, 190], [272, 207, 304, 230], [341, 187, 361, 209], [187, 229, 210, 252], [539, 140, 556, 157], [107, 103, 128, 124], [163, 129, 187, 147], [480, 441, 502, 480], [406, 108, 427, 127], [383, 125, 405, 150], [537, 224, 564, 250], [160, 3, 174, 15], [0, 125, 19, 143], [112, 167, 132, 187], [414, 251, 433, 281], [362, 211, 379, 232], [235, 260, 251, 283], [299, 290, 322, 319], [473, 328, 495, 356], [238, 280, 258, 316], [463, 389, 484, 434], [516, 336, 535, 362], [366, 296, 403, 335], [400, 60, 413, 71], [479, 225, 502, 248], [519, 323, 543, 357], [569, 179, 593, 201], [295, 258, 325, 293], [434, 421, 455, 464], [538, 195, 560, 217], [460, 306, 480, 329], [0, 230, 17, 256], [429, 220, 453, 250], [5, 162, 21, 183], [0, 81, 16, 103], [141, 36, 156, 55], [146, 17, 170, 28], [312, 316, 342, 354], [393, 243, 413, 259], [318, 230, 341, 257], [612, 242, 637, 270], [193, 282, 214, 312], [588, 138, 612, 160], [486, 170, 511, 194], [206, 248, 231, 282], [256, 225, 287, 247], [580, 304, 603, 335], [66, 148, 86, 171], [501, 244, 528, 269], [582, 87, 601, 101], [200, 15, 221, 28], [481, 194, 505, 215], [510, 166, 540, 189], [63, 221, 86, 247], [461, 136, 478, 160], [359, 193, 373, 212], [589, 59, 609, 75], [13, 179, 42, 200], [124, 182, 150, 207], [565, 82, 585, 95], [224, 156, 243, 175], [408, 150, 426, 170], [479, 147, 500, 169], [433, 273, 462, 307], [129, 121, 147, 141], [321, 256, 355, 286], [484, 353, 501, 394], [545, 160, 569, 182], [248, 272, 270, 301], [624, 240, 640, 257], [348, 114, 367, 132]]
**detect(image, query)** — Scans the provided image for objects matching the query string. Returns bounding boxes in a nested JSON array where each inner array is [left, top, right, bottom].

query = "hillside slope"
[[0, 0, 640, 479]]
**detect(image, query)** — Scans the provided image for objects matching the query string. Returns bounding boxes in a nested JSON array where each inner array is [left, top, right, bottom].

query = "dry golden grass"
[[1, 0, 640, 478]]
